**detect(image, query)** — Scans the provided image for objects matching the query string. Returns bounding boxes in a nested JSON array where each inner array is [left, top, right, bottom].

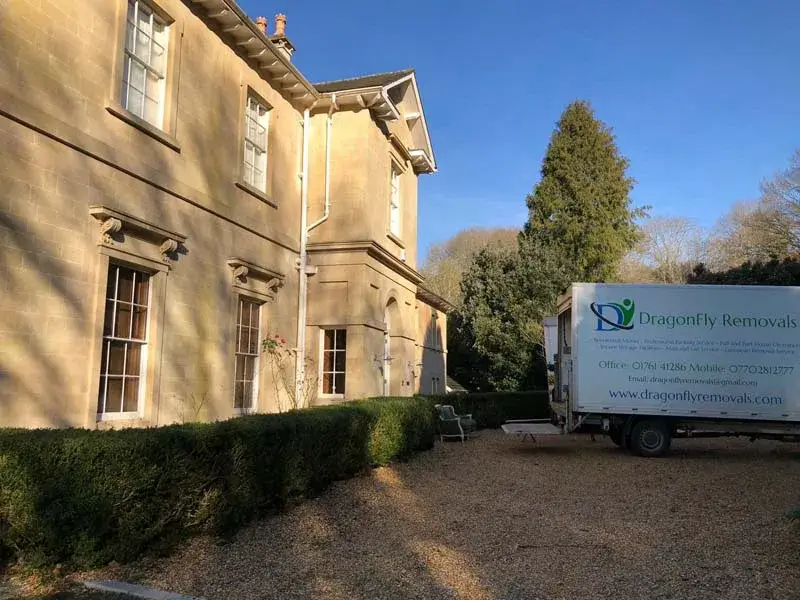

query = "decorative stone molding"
[[89, 205, 187, 266], [159, 238, 179, 262], [232, 265, 249, 283], [99, 217, 122, 244], [226, 257, 285, 302]]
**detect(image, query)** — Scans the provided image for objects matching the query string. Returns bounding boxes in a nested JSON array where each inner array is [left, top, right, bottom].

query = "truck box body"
[[561, 283, 800, 423]]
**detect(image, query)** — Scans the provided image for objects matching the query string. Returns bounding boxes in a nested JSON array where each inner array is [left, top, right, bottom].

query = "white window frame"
[[243, 95, 270, 192], [97, 263, 151, 421], [319, 328, 347, 398], [234, 297, 262, 413], [389, 164, 401, 238], [122, 0, 169, 128]]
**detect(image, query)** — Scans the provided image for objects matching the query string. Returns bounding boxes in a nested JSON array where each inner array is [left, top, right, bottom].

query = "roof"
[[416, 285, 455, 313], [184, 0, 318, 108], [314, 69, 415, 93], [446, 376, 469, 393]]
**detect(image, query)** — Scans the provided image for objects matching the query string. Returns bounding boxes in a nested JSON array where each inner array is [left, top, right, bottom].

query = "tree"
[[619, 216, 703, 283], [522, 100, 646, 282], [452, 100, 644, 391], [702, 152, 799, 271], [759, 149, 800, 251], [704, 200, 793, 271], [421, 227, 519, 306]]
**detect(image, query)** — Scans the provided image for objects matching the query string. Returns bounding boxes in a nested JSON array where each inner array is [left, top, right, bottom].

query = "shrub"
[[0, 397, 435, 571], [423, 390, 551, 429]]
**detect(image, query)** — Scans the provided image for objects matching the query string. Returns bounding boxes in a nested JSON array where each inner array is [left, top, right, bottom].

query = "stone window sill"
[[106, 103, 181, 153], [387, 231, 405, 248], [236, 180, 278, 208]]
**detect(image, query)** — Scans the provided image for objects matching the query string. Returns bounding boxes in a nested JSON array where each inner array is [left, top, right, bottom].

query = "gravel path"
[[84, 432, 800, 600]]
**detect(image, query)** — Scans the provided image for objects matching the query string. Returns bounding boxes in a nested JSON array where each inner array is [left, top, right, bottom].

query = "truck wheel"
[[630, 419, 671, 457], [608, 427, 624, 446]]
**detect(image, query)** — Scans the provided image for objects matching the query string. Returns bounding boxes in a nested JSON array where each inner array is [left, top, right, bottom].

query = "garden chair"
[[435, 404, 476, 442]]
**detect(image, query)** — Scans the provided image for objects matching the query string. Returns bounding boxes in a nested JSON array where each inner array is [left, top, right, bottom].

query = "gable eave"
[[384, 73, 436, 173], [186, 0, 319, 109]]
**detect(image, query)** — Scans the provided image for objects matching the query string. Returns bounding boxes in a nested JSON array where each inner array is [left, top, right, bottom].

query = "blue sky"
[[241, 0, 799, 263]]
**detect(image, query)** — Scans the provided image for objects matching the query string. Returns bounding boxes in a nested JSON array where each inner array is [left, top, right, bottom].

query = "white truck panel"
[[570, 283, 800, 422]]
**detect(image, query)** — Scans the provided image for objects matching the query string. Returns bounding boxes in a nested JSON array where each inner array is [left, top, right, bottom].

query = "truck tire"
[[630, 419, 671, 457]]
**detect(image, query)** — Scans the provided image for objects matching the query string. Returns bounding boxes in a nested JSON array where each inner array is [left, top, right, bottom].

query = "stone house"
[[0, 0, 451, 428]]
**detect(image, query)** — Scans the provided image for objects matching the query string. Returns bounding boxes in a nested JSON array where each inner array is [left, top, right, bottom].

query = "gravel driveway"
[[84, 431, 800, 600]]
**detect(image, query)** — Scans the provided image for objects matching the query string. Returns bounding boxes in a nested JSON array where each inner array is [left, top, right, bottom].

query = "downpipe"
[[295, 94, 337, 406]]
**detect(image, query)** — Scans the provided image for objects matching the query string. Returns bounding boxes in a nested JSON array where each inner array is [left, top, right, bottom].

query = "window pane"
[[323, 350, 333, 371], [125, 343, 142, 375], [243, 355, 254, 380], [97, 377, 107, 413], [115, 303, 132, 338], [126, 60, 145, 93], [125, 16, 135, 51], [103, 300, 115, 336], [107, 341, 125, 375], [334, 350, 345, 372], [136, 1, 151, 32], [106, 266, 118, 298], [235, 356, 245, 382], [126, 84, 144, 117], [242, 382, 253, 409], [322, 372, 333, 395], [134, 272, 150, 305], [117, 268, 134, 302], [234, 382, 244, 409], [152, 19, 167, 46], [150, 39, 166, 73], [123, 378, 139, 412], [334, 372, 346, 395], [324, 330, 335, 350], [134, 29, 152, 64], [243, 162, 253, 187], [337, 329, 347, 350], [105, 378, 123, 413], [144, 96, 160, 126], [131, 306, 147, 340], [247, 327, 259, 354], [145, 69, 160, 100]]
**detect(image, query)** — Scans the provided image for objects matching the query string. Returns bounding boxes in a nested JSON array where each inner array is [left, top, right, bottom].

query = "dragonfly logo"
[[591, 299, 635, 331]]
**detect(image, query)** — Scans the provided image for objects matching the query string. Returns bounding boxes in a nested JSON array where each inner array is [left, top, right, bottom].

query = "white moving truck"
[[551, 283, 800, 456]]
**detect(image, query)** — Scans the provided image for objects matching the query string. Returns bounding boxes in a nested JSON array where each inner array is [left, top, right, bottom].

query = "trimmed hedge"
[[0, 397, 435, 571], [424, 390, 551, 429]]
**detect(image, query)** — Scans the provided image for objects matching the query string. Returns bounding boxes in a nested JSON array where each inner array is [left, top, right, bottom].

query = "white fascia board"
[[384, 73, 435, 171]]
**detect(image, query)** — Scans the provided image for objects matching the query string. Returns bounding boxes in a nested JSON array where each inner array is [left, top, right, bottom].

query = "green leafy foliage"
[[451, 100, 643, 391], [0, 398, 435, 571], [522, 100, 646, 282], [689, 256, 800, 286], [425, 391, 551, 429]]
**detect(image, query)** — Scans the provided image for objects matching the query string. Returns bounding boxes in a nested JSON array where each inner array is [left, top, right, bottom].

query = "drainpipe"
[[296, 94, 337, 406], [308, 93, 336, 232], [295, 107, 311, 407]]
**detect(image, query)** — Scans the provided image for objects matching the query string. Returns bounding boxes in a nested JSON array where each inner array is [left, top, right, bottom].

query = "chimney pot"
[[274, 13, 286, 36], [255, 16, 267, 34]]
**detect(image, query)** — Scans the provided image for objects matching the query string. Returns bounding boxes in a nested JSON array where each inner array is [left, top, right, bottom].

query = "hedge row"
[[424, 390, 551, 429], [0, 397, 436, 570]]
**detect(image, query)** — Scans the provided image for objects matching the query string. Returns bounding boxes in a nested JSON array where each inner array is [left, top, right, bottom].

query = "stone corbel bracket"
[[226, 257, 285, 302], [89, 205, 187, 264]]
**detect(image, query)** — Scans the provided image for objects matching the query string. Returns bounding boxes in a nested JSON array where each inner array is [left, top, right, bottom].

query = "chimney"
[[274, 13, 286, 36], [255, 16, 267, 35], [270, 13, 295, 61]]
